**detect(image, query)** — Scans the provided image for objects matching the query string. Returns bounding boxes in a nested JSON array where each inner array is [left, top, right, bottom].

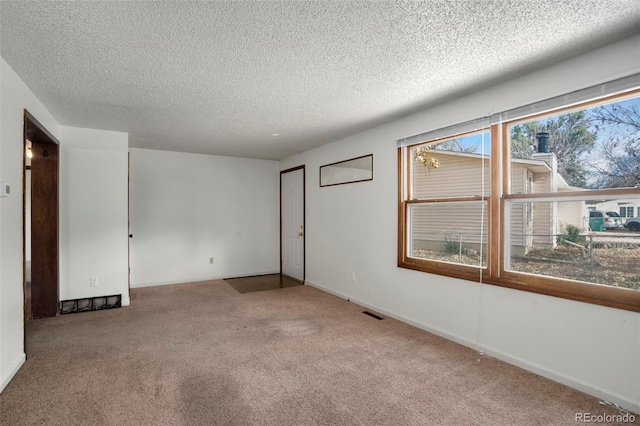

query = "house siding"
[[558, 200, 586, 231], [412, 153, 490, 252], [412, 152, 490, 199], [410, 152, 575, 257], [532, 172, 555, 248]]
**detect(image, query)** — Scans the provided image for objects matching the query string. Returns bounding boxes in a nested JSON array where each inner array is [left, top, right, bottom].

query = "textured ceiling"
[[2, 1, 640, 160]]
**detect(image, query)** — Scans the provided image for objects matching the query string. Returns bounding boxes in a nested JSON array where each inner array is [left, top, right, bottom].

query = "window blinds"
[[396, 72, 640, 148]]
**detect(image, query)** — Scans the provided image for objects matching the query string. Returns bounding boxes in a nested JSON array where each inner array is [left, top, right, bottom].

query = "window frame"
[[398, 88, 640, 313], [620, 206, 634, 218], [398, 129, 493, 283]]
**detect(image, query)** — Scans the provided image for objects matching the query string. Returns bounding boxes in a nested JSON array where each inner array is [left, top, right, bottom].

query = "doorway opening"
[[23, 110, 60, 321]]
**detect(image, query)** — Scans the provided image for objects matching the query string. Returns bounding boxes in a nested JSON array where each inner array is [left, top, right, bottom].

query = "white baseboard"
[[0, 353, 26, 394], [305, 279, 640, 415], [131, 270, 281, 289], [479, 343, 640, 415]]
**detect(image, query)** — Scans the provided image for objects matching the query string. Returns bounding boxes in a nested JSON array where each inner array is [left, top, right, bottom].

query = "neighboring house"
[[411, 148, 585, 256], [589, 199, 640, 223]]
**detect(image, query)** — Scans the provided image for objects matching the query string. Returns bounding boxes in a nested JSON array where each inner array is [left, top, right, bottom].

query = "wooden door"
[[29, 137, 59, 318]]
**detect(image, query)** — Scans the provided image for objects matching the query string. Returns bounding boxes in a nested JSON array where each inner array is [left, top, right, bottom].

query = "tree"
[[588, 102, 640, 188], [510, 111, 596, 187], [432, 139, 478, 153]]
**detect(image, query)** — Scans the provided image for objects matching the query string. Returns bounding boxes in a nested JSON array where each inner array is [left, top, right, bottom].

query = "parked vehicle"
[[589, 210, 623, 230], [623, 217, 640, 232], [605, 211, 624, 228]]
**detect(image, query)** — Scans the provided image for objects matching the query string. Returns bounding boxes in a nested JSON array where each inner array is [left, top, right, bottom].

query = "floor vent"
[[60, 295, 121, 315], [362, 311, 384, 320]]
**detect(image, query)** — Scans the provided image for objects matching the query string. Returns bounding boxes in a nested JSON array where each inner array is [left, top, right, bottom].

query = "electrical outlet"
[[90, 277, 98, 287], [351, 272, 355, 281], [209, 257, 214, 264], [0, 182, 10, 197]]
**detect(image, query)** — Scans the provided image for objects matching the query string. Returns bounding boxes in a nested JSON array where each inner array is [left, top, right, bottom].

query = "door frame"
[[280, 165, 305, 282], [23, 109, 60, 323]]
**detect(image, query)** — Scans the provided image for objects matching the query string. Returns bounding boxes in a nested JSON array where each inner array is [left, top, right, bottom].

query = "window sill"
[[398, 260, 640, 313]]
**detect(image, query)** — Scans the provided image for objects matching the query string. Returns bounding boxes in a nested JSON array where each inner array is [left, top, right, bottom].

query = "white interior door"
[[281, 167, 304, 281]]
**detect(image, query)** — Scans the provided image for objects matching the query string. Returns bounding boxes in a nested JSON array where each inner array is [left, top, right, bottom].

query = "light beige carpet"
[[1, 280, 636, 425]]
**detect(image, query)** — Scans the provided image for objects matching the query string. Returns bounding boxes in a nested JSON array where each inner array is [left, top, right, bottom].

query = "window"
[[399, 128, 491, 281], [620, 206, 634, 217], [398, 78, 640, 312]]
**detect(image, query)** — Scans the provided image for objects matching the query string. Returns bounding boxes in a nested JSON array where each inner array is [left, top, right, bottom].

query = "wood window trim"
[[398, 256, 485, 283], [503, 188, 639, 201], [398, 88, 640, 313], [491, 270, 640, 313], [397, 144, 489, 283]]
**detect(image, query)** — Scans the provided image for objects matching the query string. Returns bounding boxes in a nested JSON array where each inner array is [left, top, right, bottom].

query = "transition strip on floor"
[[224, 274, 302, 294]]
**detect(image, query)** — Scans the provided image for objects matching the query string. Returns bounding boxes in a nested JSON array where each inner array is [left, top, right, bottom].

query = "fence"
[[412, 232, 487, 267], [510, 232, 640, 290]]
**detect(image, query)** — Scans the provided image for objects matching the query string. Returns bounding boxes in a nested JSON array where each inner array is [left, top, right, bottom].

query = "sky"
[[438, 94, 640, 187]]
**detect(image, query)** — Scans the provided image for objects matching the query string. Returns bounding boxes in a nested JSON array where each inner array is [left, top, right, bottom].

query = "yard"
[[412, 232, 640, 290], [511, 244, 640, 290]]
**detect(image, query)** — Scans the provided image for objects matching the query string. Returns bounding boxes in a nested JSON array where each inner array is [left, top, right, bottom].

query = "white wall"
[[1, 59, 130, 393], [59, 126, 130, 306], [129, 148, 279, 287], [281, 35, 640, 412], [0, 57, 60, 392]]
